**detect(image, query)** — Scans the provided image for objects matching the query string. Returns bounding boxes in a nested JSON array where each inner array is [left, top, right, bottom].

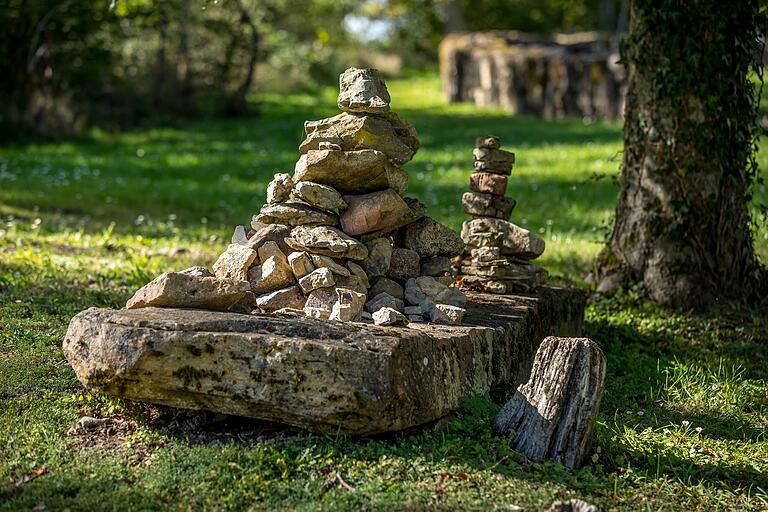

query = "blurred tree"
[[0, 0, 356, 135], [596, 0, 766, 309]]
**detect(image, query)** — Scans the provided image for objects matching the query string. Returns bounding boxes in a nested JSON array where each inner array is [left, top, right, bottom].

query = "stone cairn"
[[455, 136, 548, 294], [125, 68, 467, 326]]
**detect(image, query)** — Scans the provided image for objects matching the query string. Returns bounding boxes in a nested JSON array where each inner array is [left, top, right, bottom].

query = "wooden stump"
[[492, 336, 606, 469]]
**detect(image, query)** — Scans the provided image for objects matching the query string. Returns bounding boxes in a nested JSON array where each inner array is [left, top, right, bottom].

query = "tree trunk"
[[492, 337, 606, 470], [597, 0, 765, 309]]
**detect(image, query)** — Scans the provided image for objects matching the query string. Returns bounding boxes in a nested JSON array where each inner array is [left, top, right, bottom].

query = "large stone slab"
[[63, 287, 584, 435]]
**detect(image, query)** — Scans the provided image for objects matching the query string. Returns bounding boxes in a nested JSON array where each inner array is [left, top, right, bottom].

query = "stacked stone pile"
[[125, 68, 467, 325], [456, 136, 548, 294]]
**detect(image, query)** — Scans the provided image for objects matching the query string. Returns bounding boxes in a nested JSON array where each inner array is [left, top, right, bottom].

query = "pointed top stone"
[[338, 68, 391, 114]]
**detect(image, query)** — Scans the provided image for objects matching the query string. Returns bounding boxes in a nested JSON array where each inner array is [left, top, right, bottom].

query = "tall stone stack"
[[456, 136, 548, 294], [124, 68, 467, 326]]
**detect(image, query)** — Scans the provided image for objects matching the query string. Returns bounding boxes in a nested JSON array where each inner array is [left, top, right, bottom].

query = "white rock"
[[429, 304, 465, 325], [373, 307, 409, 326], [213, 244, 259, 282], [266, 173, 293, 204], [231, 225, 248, 245], [299, 267, 335, 294], [248, 250, 295, 295]]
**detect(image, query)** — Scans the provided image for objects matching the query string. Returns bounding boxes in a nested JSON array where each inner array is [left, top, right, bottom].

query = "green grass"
[[1, 73, 767, 511]]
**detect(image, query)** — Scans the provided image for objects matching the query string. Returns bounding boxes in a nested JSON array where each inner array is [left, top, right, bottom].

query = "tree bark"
[[492, 337, 606, 470], [597, 0, 765, 309]]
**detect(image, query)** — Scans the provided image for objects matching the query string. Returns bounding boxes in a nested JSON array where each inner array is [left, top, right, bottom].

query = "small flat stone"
[[299, 267, 335, 294], [266, 173, 293, 204], [256, 286, 306, 313], [301, 112, 418, 166], [365, 292, 405, 313], [475, 135, 501, 149], [473, 148, 515, 175], [286, 225, 368, 260], [462, 192, 516, 219], [429, 304, 465, 324], [362, 237, 393, 278], [368, 277, 404, 299], [126, 270, 249, 311], [311, 254, 351, 277], [329, 288, 367, 322], [338, 67, 391, 114], [461, 218, 545, 259], [386, 248, 420, 282], [470, 172, 508, 196], [288, 251, 315, 279], [291, 181, 347, 211], [213, 244, 259, 282], [401, 217, 465, 258], [257, 202, 338, 227], [372, 307, 409, 326], [340, 189, 415, 236]]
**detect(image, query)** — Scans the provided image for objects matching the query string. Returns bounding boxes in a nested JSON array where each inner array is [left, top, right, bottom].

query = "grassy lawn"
[[1, 73, 766, 511]]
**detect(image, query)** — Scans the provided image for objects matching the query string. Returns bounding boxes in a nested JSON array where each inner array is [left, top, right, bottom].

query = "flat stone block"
[[63, 286, 585, 435]]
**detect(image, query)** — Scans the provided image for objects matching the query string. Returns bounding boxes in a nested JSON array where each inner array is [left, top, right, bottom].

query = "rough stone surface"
[[288, 251, 315, 279], [492, 336, 606, 469], [475, 135, 501, 149], [300, 112, 418, 166], [286, 226, 368, 261], [256, 202, 337, 227], [365, 292, 405, 314], [334, 274, 368, 295], [462, 192, 516, 220], [246, 224, 292, 255], [387, 248, 421, 282], [338, 67, 391, 114], [470, 172, 508, 196], [255, 286, 306, 313], [462, 218, 545, 259], [266, 173, 294, 204], [291, 181, 347, 211], [231, 225, 248, 245], [430, 304, 466, 325], [372, 307, 409, 326], [362, 237, 393, 278], [405, 276, 467, 313], [340, 189, 416, 237], [294, 149, 407, 196], [402, 217, 465, 258], [329, 288, 366, 322], [368, 277, 404, 299], [472, 147, 515, 175], [304, 287, 337, 314], [346, 261, 370, 289], [310, 254, 351, 277], [64, 287, 585, 435], [126, 270, 249, 311], [248, 249, 295, 295], [298, 267, 335, 294], [213, 244, 258, 282], [420, 256, 453, 277]]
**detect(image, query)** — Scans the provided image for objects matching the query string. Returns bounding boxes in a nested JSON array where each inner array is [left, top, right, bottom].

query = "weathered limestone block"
[[285, 226, 368, 261], [340, 189, 415, 236], [373, 307, 409, 326], [126, 270, 249, 311], [64, 287, 585, 435], [294, 149, 407, 196], [462, 192, 516, 220], [329, 288, 366, 322], [256, 202, 338, 227], [338, 67, 391, 114], [401, 217, 465, 258], [492, 336, 606, 469], [470, 172, 508, 196], [291, 181, 347, 211], [300, 112, 418, 165], [248, 249, 295, 295], [299, 268, 335, 294], [288, 251, 315, 279], [213, 244, 258, 282], [462, 218, 545, 259], [255, 286, 306, 313]]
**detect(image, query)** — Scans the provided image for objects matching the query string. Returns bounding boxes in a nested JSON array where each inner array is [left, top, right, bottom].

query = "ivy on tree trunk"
[[597, 0, 766, 309]]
